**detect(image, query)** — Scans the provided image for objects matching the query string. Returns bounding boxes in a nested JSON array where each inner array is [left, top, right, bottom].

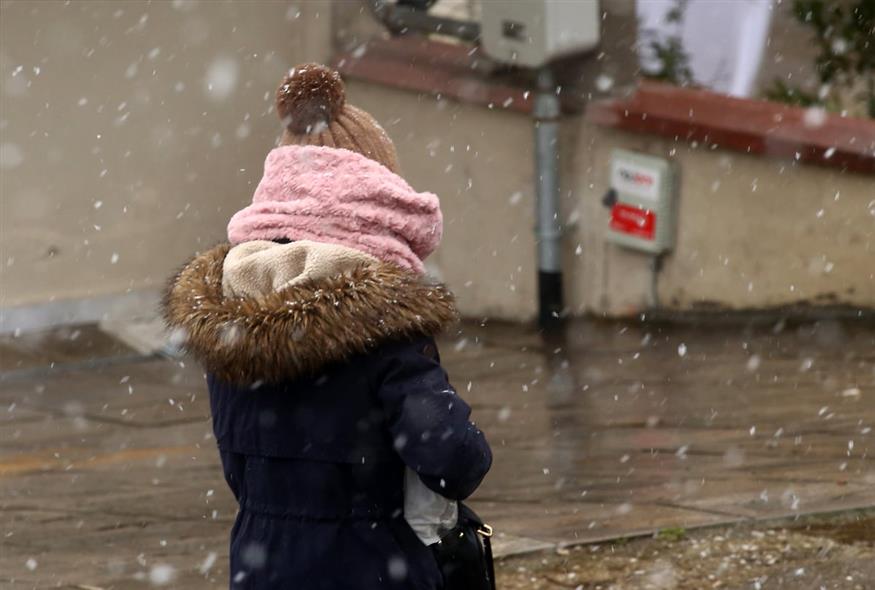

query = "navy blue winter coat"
[[164, 244, 491, 589]]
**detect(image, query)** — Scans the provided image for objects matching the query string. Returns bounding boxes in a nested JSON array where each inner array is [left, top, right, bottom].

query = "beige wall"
[[564, 125, 874, 316], [336, 0, 874, 321], [2, 0, 871, 327], [349, 82, 874, 320], [345, 81, 540, 320], [1, 0, 331, 309], [332, 0, 875, 319]]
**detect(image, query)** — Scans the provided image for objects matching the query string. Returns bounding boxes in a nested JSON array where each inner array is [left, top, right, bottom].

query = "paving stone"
[[1, 319, 873, 587]]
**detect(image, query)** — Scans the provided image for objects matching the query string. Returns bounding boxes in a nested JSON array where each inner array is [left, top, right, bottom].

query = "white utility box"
[[480, 0, 601, 68], [606, 150, 677, 254]]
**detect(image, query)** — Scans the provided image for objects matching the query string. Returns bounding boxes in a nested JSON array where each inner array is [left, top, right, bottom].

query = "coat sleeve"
[[374, 337, 492, 501]]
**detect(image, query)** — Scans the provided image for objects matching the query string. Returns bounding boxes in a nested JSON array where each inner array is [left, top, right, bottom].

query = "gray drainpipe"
[[364, 3, 564, 327], [533, 68, 563, 329]]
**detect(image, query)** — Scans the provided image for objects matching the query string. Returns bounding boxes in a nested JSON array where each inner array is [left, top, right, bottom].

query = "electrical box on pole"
[[480, 1, 601, 68], [481, 0, 601, 327], [368, 0, 603, 328]]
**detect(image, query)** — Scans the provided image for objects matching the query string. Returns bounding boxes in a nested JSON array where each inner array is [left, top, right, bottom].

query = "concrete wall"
[[348, 83, 874, 321], [565, 125, 874, 316], [0, 0, 331, 312], [2, 0, 870, 328], [346, 81, 539, 320], [338, 0, 875, 320]]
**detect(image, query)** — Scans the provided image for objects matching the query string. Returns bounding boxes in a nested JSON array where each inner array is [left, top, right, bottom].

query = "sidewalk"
[[2, 318, 873, 588]]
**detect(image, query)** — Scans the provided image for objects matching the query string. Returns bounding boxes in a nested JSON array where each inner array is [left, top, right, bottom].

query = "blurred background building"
[[1, 0, 873, 334]]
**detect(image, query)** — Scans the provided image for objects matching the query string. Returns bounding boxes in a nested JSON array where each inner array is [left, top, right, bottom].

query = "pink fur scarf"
[[227, 145, 442, 274]]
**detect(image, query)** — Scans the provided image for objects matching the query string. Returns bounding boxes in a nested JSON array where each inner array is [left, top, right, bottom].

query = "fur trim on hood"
[[163, 244, 457, 385]]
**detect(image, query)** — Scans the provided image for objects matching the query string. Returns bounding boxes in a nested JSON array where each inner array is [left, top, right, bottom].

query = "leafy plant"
[[766, 0, 875, 118], [764, 79, 821, 108], [640, 0, 694, 86]]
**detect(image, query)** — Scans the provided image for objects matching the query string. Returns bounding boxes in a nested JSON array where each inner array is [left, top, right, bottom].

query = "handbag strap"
[[460, 502, 497, 590], [481, 533, 497, 590]]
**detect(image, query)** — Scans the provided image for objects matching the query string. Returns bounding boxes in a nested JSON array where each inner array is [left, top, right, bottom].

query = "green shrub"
[[766, 0, 875, 118]]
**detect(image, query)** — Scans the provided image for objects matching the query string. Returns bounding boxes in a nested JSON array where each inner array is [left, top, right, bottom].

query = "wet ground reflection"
[[1, 318, 872, 585], [450, 318, 874, 550]]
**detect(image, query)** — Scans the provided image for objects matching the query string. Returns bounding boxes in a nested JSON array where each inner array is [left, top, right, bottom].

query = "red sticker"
[[610, 203, 656, 240]]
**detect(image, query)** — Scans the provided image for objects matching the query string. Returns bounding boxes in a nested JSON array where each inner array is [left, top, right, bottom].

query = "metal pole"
[[533, 67, 563, 329]]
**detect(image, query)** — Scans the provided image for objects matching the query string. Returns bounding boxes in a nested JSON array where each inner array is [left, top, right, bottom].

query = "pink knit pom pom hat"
[[226, 64, 442, 274]]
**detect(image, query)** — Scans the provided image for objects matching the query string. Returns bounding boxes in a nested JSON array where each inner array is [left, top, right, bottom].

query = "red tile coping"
[[587, 81, 875, 175], [335, 39, 873, 174], [333, 36, 581, 115]]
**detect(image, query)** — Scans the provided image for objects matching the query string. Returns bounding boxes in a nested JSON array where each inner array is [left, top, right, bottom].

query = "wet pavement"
[[2, 318, 873, 588]]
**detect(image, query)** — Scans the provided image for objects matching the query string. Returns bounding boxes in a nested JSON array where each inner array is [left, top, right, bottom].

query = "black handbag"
[[430, 503, 496, 590]]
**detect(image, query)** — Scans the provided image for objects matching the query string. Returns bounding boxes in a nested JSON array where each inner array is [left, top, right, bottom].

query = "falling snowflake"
[[241, 542, 267, 569], [595, 74, 614, 92], [841, 387, 861, 398], [387, 556, 408, 581], [0, 143, 24, 170], [204, 57, 239, 101], [148, 563, 177, 586], [199, 552, 217, 575], [746, 355, 761, 372], [802, 107, 827, 128]]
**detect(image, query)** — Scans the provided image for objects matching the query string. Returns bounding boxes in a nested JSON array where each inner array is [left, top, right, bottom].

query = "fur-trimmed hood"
[[163, 244, 457, 385]]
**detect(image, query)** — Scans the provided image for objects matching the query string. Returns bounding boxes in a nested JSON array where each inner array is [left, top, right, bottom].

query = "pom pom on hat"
[[273, 63, 400, 173], [276, 64, 346, 135], [229, 64, 440, 273]]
